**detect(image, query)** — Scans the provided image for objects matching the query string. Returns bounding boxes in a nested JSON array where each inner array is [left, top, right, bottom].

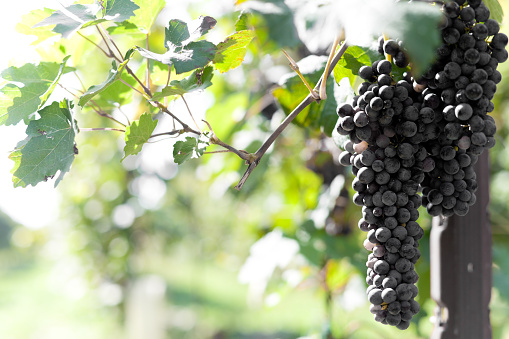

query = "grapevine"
[[0, 0, 506, 334]]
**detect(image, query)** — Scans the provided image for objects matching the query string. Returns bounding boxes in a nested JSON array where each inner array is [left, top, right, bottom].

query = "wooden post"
[[429, 150, 492, 339]]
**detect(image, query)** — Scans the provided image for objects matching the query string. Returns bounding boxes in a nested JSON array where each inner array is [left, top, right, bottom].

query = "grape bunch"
[[415, 0, 506, 216], [333, 0, 505, 329], [336, 60, 427, 328]]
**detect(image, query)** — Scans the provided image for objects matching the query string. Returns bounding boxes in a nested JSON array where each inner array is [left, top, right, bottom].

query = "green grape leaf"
[[386, 2, 442, 77], [332, 45, 371, 87], [33, 4, 101, 38], [165, 19, 191, 47], [79, 52, 134, 107], [485, 0, 504, 23], [0, 85, 21, 122], [137, 40, 217, 74], [330, 77, 355, 148], [332, 119, 348, 151], [102, 0, 140, 22], [9, 100, 78, 188], [123, 112, 157, 159], [91, 73, 137, 109], [213, 30, 255, 73], [152, 66, 213, 100], [0, 57, 71, 126], [129, 0, 166, 33], [319, 77, 340, 137], [238, 0, 301, 51], [16, 8, 57, 45], [34, 1, 139, 38], [165, 16, 217, 47], [40, 55, 71, 109], [235, 11, 250, 31], [137, 16, 217, 74], [173, 137, 206, 165], [107, 21, 146, 40], [273, 55, 339, 136]]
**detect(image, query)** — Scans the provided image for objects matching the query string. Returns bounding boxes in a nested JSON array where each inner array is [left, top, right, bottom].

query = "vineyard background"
[[1, 0, 509, 338]]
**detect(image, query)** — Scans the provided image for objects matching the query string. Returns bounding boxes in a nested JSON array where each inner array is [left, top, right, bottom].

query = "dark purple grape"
[[472, 23, 488, 40], [474, 4, 490, 22], [460, 7, 475, 22]]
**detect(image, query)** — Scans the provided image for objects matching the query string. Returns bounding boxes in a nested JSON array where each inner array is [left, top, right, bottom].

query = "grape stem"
[[234, 39, 349, 190], [281, 49, 320, 100], [319, 35, 342, 100]]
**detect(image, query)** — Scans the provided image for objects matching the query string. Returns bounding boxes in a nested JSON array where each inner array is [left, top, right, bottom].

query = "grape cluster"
[[416, 0, 506, 216], [336, 61, 427, 328], [333, 0, 505, 328]]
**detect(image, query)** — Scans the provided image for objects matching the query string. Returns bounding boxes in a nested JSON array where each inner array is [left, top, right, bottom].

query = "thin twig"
[[95, 26, 120, 62], [165, 66, 173, 128], [125, 65, 153, 97], [93, 25, 152, 97], [149, 130, 184, 138], [89, 100, 127, 127], [117, 106, 131, 127], [80, 127, 125, 132], [166, 65, 172, 87], [235, 39, 349, 190], [73, 71, 87, 92], [203, 120, 254, 162], [120, 78, 144, 96], [151, 100, 201, 135], [77, 32, 111, 58], [57, 83, 81, 99], [98, 24, 124, 61], [181, 95, 200, 130], [146, 33, 151, 91]]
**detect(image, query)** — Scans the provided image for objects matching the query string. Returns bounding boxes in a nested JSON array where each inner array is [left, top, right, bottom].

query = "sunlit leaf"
[[91, 73, 137, 109], [164, 16, 217, 48], [137, 16, 218, 74], [9, 100, 78, 188], [40, 55, 71, 109], [34, 0, 139, 39], [123, 112, 157, 159], [273, 55, 339, 136], [129, 0, 166, 33], [102, 0, 139, 22], [152, 66, 213, 100], [107, 21, 146, 40], [485, 0, 504, 23], [235, 11, 250, 31], [214, 30, 254, 73], [15, 8, 56, 45], [33, 4, 101, 38], [332, 45, 371, 87], [137, 41, 217, 75], [79, 51, 134, 107], [165, 19, 191, 47], [0, 57, 72, 125], [238, 0, 301, 51]]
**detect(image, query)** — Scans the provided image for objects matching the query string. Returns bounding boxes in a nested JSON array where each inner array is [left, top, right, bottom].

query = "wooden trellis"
[[430, 150, 492, 339]]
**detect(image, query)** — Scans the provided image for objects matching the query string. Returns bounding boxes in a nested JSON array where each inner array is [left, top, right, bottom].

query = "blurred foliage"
[[0, 0, 509, 339]]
